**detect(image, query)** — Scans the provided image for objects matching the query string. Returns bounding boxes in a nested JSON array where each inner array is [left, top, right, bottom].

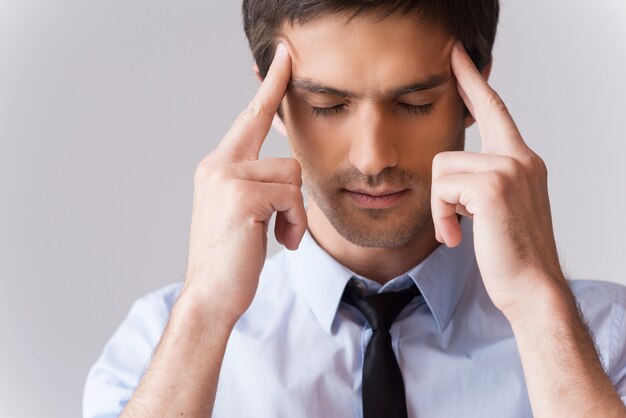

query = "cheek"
[[398, 92, 466, 164]]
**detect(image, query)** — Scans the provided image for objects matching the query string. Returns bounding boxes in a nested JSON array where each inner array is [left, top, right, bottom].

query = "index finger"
[[222, 42, 292, 161], [450, 41, 526, 156]]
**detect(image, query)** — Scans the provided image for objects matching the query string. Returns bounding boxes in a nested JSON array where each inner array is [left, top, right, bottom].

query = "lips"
[[348, 188, 406, 197], [343, 188, 409, 209]]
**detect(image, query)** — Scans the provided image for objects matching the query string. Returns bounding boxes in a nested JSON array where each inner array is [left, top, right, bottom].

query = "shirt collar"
[[286, 230, 354, 335], [406, 217, 476, 333], [285, 217, 476, 335]]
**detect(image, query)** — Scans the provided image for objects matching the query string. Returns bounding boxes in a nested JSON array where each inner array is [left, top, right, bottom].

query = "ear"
[[463, 58, 493, 129], [253, 63, 288, 137]]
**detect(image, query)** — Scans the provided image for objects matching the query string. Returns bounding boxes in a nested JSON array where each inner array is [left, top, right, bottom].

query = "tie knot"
[[341, 279, 420, 331]]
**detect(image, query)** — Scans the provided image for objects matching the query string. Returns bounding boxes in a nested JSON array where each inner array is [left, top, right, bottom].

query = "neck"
[[306, 200, 441, 285]]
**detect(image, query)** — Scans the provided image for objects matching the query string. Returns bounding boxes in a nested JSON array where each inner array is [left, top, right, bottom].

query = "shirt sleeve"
[[606, 283, 626, 405], [82, 283, 180, 418]]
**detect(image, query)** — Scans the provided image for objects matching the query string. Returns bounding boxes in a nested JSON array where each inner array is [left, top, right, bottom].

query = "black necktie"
[[342, 279, 420, 418]]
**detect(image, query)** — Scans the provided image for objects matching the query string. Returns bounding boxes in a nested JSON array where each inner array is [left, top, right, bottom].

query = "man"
[[84, 1, 626, 417]]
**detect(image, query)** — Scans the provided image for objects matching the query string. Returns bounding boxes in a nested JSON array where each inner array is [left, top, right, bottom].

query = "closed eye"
[[398, 102, 434, 115], [309, 102, 435, 118], [309, 104, 346, 117]]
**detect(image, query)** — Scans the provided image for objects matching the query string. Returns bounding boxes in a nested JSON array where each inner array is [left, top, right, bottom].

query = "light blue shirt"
[[84, 218, 626, 417]]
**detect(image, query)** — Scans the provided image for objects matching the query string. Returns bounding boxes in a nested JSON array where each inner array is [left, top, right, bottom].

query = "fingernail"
[[454, 40, 465, 51], [275, 43, 287, 58]]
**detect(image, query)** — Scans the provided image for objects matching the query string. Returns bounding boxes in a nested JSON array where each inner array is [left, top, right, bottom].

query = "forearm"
[[509, 276, 626, 418], [121, 290, 234, 417]]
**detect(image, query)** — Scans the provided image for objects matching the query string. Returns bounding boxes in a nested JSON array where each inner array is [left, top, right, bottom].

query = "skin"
[[120, 13, 626, 418], [274, 14, 469, 283]]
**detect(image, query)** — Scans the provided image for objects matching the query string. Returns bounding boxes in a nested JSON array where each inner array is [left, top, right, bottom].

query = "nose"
[[348, 103, 398, 177]]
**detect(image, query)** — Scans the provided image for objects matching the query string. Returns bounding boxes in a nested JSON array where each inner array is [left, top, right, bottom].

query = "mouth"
[[343, 188, 410, 209]]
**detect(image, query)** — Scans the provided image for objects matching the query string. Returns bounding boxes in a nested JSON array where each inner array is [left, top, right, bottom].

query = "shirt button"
[[354, 281, 366, 292]]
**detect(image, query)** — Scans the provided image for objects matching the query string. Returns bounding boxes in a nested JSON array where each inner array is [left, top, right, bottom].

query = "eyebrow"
[[289, 74, 451, 99]]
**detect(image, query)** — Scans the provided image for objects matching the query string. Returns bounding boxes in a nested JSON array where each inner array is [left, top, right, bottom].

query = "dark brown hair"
[[242, 0, 500, 78]]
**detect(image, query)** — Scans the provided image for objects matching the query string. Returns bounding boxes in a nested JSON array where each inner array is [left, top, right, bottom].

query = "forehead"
[[280, 13, 455, 96]]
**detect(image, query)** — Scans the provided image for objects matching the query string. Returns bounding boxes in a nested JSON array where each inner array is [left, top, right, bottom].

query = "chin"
[[326, 205, 432, 249]]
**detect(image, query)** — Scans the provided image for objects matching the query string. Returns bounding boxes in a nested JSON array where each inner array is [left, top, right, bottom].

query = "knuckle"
[[296, 189, 305, 206], [194, 156, 231, 184], [208, 165, 231, 183], [283, 184, 304, 209], [503, 156, 523, 179], [194, 158, 214, 181], [517, 149, 536, 166], [515, 149, 547, 179], [484, 171, 507, 201], [287, 159, 302, 181], [524, 151, 548, 182], [527, 149, 546, 168], [288, 158, 302, 173], [226, 179, 253, 204], [534, 154, 548, 177], [285, 183, 301, 198]]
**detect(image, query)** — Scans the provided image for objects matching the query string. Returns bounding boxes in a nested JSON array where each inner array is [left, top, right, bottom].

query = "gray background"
[[1, 1, 625, 417]]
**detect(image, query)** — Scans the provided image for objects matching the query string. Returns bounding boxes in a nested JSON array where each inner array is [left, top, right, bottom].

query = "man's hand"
[[432, 43, 626, 418], [120, 43, 305, 418], [431, 41, 564, 323], [184, 42, 306, 327]]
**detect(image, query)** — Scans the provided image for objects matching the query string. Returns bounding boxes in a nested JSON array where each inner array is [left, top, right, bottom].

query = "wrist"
[[503, 272, 575, 329], [174, 284, 240, 334]]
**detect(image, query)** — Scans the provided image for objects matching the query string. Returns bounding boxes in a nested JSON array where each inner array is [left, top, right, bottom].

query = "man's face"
[[279, 13, 467, 248]]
